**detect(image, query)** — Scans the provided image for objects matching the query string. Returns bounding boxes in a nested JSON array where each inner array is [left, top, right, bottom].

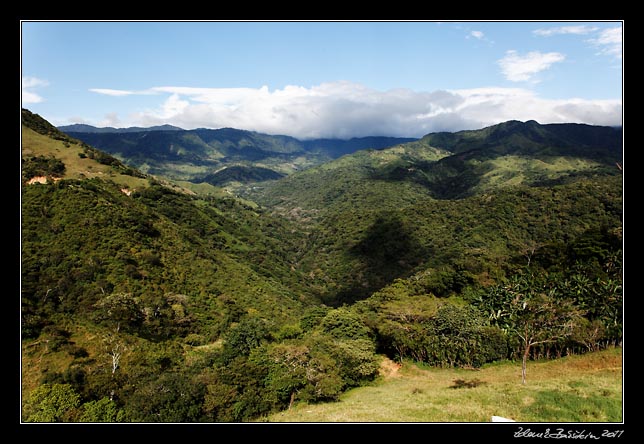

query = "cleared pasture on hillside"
[[266, 347, 622, 423]]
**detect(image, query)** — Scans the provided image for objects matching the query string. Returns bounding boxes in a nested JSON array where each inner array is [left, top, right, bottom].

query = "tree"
[[92, 293, 144, 334], [327, 338, 379, 387], [100, 332, 129, 402], [504, 276, 584, 384], [101, 332, 127, 376], [320, 307, 371, 340], [264, 343, 310, 409], [79, 397, 125, 422], [108, 341, 124, 376], [220, 316, 270, 363], [24, 384, 81, 422], [519, 238, 543, 268], [203, 356, 276, 422], [122, 372, 206, 422]]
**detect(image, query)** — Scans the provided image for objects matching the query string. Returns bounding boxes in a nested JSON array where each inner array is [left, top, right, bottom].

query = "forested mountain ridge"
[[252, 119, 622, 306], [421, 120, 621, 156], [256, 119, 622, 209], [61, 125, 416, 189], [22, 110, 622, 422], [58, 123, 184, 133], [413, 120, 622, 199]]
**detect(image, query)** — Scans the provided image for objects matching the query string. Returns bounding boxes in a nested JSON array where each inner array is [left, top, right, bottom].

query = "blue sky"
[[21, 21, 622, 139]]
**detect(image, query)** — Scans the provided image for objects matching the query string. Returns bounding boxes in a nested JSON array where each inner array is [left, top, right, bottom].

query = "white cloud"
[[66, 116, 90, 124], [469, 31, 484, 40], [588, 27, 622, 59], [533, 25, 599, 36], [89, 88, 136, 96], [158, 93, 191, 119], [22, 91, 44, 104], [534, 25, 622, 61], [99, 112, 122, 127], [94, 81, 621, 138], [466, 30, 493, 44], [498, 50, 565, 82], [450, 87, 621, 128], [22, 76, 49, 104], [90, 88, 159, 97], [22, 77, 49, 88]]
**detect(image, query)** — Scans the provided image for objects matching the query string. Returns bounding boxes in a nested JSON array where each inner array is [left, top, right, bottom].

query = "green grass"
[[22, 125, 149, 190], [264, 347, 622, 423], [480, 155, 601, 190], [172, 180, 231, 198]]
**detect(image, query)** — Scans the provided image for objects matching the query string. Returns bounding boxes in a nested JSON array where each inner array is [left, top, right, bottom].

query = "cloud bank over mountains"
[[88, 81, 621, 139]]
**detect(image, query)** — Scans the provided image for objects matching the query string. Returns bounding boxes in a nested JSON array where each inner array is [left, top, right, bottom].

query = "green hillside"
[[22, 110, 622, 423], [22, 109, 148, 190], [420, 120, 622, 156], [414, 121, 621, 200], [63, 127, 416, 186], [252, 121, 622, 306], [195, 165, 286, 188]]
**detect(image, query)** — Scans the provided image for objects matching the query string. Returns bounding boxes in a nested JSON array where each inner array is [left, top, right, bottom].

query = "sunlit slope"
[[267, 347, 622, 423], [251, 120, 622, 306]]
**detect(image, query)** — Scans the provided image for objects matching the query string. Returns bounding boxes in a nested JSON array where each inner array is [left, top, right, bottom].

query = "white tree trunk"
[[110, 344, 122, 374]]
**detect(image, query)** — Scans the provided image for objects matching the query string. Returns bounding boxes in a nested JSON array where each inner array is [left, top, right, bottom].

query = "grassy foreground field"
[[265, 347, 622, 423]]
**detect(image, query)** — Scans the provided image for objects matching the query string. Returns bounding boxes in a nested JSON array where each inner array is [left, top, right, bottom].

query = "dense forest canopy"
[[21, 108, 622, 422]]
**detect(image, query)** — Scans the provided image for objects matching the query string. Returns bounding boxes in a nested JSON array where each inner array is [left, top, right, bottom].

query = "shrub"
[[22, 155, 66, 180], [450, 378, 486, 389], [23, 384, 81, 422], [320, 307, 371, 340]]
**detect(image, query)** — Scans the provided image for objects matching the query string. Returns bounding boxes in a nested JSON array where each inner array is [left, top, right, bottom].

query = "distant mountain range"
[[58, 124, 417, 188], [58, 123, 185, 133]]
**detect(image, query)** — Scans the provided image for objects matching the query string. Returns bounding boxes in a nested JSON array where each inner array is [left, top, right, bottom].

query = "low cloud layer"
[[90, 81, 622, 139]]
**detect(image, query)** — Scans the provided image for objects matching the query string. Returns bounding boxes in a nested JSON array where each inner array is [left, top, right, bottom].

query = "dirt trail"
[[379, 356, 402, 379]]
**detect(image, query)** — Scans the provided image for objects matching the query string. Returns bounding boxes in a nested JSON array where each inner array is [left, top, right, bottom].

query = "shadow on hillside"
[[369, 123, 623, 201], [321, 211, 429, 307], [369, 155, 489, 200]]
